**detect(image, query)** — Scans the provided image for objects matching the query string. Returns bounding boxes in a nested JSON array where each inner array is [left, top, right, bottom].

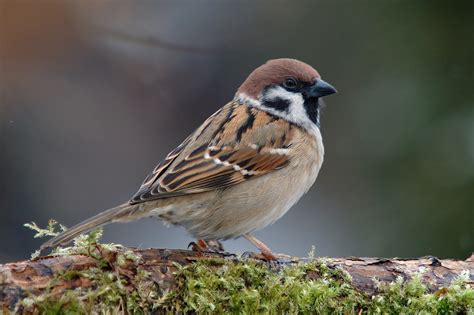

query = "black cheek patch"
[[262, 97, 291, 112]]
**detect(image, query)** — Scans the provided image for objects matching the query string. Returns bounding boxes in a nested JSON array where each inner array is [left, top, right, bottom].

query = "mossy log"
[[1, 245, 473, 313]]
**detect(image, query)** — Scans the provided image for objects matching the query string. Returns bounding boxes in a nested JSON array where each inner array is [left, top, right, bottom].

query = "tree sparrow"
[[41, 58, 337, 260]]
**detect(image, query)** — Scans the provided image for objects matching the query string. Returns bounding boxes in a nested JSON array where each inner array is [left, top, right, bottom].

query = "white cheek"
[[234, 89, 319, 136], [263, 87, 319, 134]]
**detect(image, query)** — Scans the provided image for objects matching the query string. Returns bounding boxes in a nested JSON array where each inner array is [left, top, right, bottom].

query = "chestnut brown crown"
[[237, 58, 321, 99]]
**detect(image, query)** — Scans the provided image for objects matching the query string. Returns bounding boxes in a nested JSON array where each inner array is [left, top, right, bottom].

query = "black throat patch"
[[303, 97, 320, 127]]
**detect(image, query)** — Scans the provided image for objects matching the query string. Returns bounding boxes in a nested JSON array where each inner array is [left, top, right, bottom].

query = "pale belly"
[[177, 159, 322, 240]]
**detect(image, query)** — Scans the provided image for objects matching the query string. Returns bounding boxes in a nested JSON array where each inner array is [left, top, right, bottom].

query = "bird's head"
[[235, 58, 336, 129]]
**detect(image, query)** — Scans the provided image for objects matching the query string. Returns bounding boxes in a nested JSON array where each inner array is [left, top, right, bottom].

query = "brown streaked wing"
[[130, 102, 294, 204], [130, 134, 193, 202], [130, 106, 226, 202], [131, 145, 289, 203]]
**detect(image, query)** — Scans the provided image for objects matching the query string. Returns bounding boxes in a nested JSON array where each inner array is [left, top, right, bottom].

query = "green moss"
[[162, 258, 365, 314], [21, 221, 161, 314], [19, 221, 474, 314], [18, 247, 161, 314], [162, 259, 474, 314], [18, 256, 474, 314]]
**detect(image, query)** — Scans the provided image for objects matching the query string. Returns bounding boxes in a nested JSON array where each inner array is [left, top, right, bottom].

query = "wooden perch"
[[1, 247, 473, 313]]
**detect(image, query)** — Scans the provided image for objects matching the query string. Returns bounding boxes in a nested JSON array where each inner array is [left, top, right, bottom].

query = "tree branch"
[[1, 245, 473, 313]]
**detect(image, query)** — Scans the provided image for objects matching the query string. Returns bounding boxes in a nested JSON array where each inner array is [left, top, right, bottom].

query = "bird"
[[40, 58, 337, 260]]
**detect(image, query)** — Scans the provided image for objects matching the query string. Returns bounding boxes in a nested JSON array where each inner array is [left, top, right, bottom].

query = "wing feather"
[[130, 102, 295, 204]]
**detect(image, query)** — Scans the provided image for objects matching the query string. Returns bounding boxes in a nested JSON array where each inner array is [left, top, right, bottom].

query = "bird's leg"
[[197, 239, 208, 250], [244, 234, 281, 260], [188, 239, 208, 252]]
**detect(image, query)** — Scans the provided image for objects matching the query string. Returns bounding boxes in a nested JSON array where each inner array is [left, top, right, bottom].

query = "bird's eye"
[[283, 78, 298, 90]]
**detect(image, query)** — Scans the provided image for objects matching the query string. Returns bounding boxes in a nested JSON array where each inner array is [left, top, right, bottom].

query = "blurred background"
[[0, 0, 472, 263]]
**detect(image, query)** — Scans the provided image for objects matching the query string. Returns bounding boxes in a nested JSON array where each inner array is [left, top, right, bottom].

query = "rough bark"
[[0, 247, 473, 312]]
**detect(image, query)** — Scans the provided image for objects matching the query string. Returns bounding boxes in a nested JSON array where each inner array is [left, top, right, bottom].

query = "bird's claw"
[[188, 241, 203, 252]]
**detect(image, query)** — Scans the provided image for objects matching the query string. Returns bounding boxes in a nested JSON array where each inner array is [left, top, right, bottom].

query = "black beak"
[[309, 79, 337, 98]]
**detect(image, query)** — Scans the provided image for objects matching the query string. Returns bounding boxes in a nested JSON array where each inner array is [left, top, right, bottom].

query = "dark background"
[[1, 1, 472, 263]]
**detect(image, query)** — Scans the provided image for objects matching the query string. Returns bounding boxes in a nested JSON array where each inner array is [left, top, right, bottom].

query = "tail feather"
[[40, 203, 135, 250]]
